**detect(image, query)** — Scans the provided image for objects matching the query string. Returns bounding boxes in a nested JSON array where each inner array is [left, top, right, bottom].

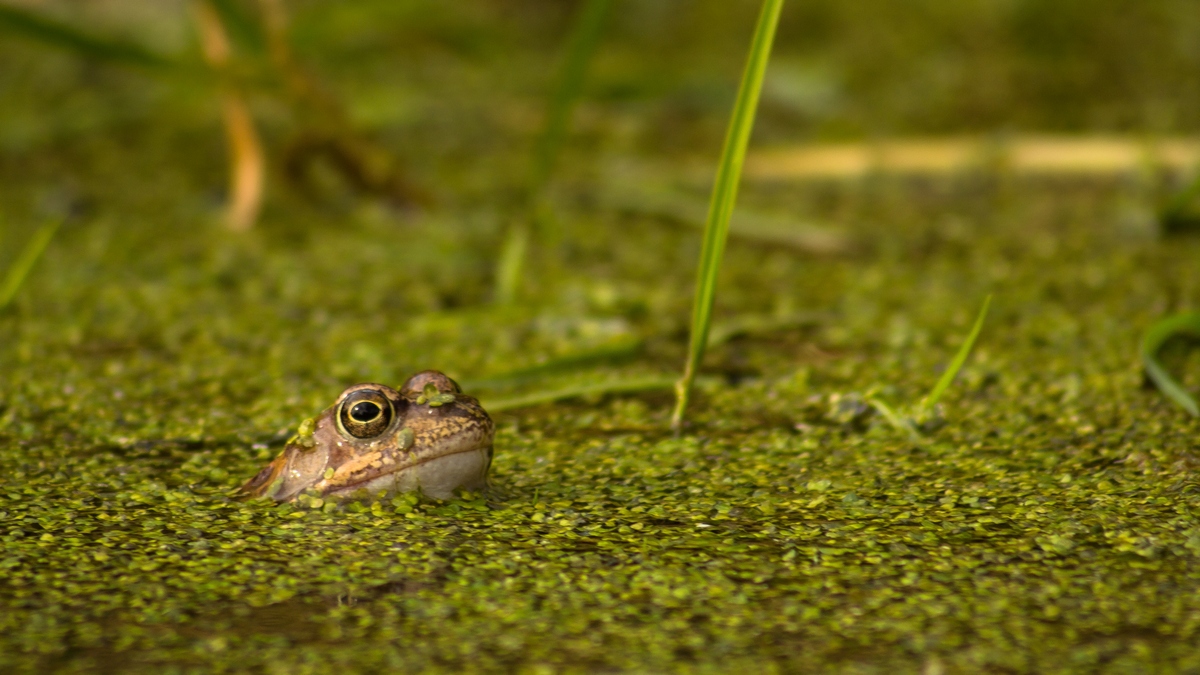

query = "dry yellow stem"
[[194, 0, 264, 232], [219, 94, 264, 232], [746, 135, 1200, 181]]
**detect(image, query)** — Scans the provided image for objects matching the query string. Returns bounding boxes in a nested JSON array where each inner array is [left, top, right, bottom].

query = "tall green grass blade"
[[495, 0, 612, 305], [0, 220, 61, 312], [918, 294, 992, 414], [670, 0, 784, 430], [0, 5, 173, 69], [1141, 310, 1200, 416]]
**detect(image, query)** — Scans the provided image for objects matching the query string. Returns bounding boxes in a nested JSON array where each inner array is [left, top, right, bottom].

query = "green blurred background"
[[3, 0, 1199, 224]]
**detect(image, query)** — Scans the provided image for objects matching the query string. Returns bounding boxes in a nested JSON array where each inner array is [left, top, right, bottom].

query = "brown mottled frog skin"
[[239, 371, 494, 502]]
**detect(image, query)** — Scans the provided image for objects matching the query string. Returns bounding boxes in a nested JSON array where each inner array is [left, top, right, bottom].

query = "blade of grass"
[[670, 0, 784, 431], [461, 337, 643, 391], [495, 0, 612, 305], [1140, 310, 1200, 416], [0, 220, 61, 312], [706, 311, 830, 349], [599, 185, 851, 254], [494, 221, 530, 306], [529, 0, 612, 194], [918, 294, 992, 415], [0, 4, 174, 69], [484, 375, 678, 412], [865, 396, 920, 441]]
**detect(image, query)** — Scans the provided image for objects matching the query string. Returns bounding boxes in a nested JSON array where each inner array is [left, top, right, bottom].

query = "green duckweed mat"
[[3, 178, 1199, 674], [4, 1, 1200, 672]]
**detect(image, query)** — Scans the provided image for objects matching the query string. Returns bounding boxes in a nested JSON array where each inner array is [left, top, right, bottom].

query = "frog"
[[238, 370, 494, 502]]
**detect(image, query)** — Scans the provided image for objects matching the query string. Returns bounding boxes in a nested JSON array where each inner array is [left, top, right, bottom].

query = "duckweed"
[[1, 177, 1199, 674]]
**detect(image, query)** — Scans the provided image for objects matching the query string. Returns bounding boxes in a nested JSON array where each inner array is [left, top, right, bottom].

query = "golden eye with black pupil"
[[338, 389, 394, 439]]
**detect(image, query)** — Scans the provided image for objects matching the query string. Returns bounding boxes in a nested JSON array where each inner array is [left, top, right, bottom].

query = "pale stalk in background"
[[195, 0, 264, 232]]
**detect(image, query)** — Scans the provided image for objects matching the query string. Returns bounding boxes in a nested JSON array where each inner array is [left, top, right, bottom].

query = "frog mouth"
[[320, 445, 489, 497], [236, 455, 287, 499]]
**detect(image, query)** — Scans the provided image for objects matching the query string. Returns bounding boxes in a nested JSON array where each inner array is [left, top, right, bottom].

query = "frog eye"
[[337, 389, 394, 439]]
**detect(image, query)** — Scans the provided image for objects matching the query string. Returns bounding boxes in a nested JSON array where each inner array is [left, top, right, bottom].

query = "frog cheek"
[[271, 444, 332, 502]]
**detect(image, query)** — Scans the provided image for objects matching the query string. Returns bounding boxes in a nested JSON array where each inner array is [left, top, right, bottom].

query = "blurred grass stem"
[[494, 223, 530, 307], [528, 0, 611, 193], [865, 396, 920, 441], [0, 220, 61, 312], [495, 0, 612, 305], [671, 0, 783, 431], [486, 376, 680, 413]]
